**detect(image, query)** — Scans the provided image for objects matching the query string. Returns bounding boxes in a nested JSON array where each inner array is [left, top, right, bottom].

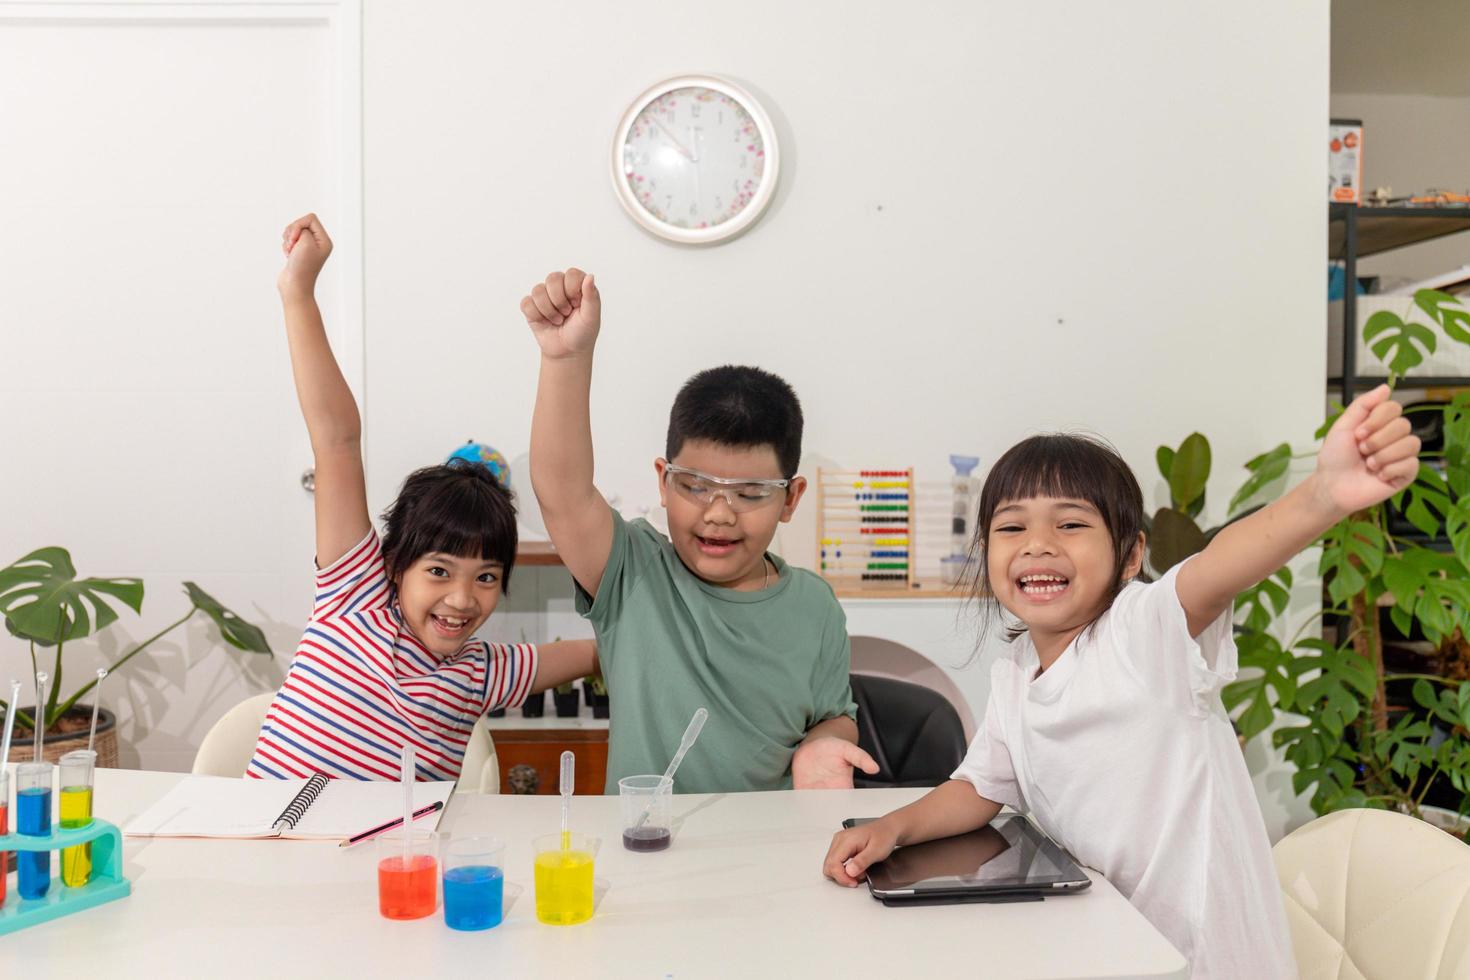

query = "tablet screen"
[[863, 815, 1087, 892]]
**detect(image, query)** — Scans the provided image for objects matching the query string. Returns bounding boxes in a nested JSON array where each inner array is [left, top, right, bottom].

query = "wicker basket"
[[13, 706, 119, 768]]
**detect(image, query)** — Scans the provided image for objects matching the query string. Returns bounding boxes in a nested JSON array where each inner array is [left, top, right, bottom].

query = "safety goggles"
[[662, 462, 791, 513]]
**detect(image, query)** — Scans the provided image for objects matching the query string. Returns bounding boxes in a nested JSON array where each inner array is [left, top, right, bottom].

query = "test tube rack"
[[0, 819, 131, 934], [816, 468, 916, 594]]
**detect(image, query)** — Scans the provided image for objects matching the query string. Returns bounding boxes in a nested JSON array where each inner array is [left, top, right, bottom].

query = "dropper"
[[33, 672, 48, 763], [87, 669, 108, 755], [559, 750, 574, 851], [400, 745, 415, 867], [0, 679, 20, 772], [634, 707, 708, 830]]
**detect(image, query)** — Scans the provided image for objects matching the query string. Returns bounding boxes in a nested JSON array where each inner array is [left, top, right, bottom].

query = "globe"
[[447, 441, 511, 487]]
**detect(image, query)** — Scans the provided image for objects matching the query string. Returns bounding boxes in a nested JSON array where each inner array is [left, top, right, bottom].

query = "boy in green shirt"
[[520, 268, 877, 793]]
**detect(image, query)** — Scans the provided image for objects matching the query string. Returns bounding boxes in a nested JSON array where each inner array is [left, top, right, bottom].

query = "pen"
[[338, 800, 444, 848]]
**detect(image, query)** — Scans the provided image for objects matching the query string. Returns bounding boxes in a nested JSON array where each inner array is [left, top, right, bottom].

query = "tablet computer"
[[842, 814, 1092, 904]]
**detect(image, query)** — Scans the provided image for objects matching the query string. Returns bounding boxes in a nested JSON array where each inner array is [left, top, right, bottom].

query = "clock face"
[[613, 77, 779, 244]]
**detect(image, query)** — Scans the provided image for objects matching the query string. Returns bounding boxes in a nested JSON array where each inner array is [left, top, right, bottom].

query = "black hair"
[[380, 461, 518, 594], [964, 433, 1150, 641], [665, 365, 804, 477]]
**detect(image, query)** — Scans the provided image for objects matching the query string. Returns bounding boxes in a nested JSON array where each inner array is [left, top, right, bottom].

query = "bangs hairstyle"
[[964, 433, 1149, 641], [666, 365, 804, 478], [380, 461, 519, 593]]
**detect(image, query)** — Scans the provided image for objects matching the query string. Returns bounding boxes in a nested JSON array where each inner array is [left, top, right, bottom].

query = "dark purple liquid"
[[622, 827, 671, 852]]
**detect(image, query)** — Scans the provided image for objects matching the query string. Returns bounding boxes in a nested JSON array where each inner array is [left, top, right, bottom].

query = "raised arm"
[[521, 269, 614, 597], [276, 213, 370, 568], [1175, 385, 1420, 636]]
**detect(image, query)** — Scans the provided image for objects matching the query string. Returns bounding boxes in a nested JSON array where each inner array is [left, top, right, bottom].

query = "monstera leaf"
[[183, 582, 271, 654], [0, 547, 143, 644]]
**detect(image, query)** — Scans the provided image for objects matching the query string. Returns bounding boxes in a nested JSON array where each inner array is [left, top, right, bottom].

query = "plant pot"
[[521, 691, 546, 718], [553, 692, 580, 717], [15, 705, 119, 768], [591, 695, 610, 720], [486, 707, 506, 718], [1419, 804, 1470, 840], [583, 683, 594, 707]]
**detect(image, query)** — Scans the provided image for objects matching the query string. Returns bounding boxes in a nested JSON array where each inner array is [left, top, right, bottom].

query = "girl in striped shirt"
[[248, 214, 597, 781]]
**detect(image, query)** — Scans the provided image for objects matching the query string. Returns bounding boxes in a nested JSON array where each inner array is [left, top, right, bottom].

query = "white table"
[[4, 769, 1187, 979]]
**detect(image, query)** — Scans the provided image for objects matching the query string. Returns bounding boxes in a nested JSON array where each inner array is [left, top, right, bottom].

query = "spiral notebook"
[[123, 773, 454, 840]]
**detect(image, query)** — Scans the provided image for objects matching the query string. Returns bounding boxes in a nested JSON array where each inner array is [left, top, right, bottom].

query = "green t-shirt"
[[576, 511, 857, 793]]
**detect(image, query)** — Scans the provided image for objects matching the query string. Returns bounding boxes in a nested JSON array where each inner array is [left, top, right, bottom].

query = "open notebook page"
[[124, 774, 454, 840]]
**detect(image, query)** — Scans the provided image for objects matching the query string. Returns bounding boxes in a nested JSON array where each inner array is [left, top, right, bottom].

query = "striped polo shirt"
[[247, 530, 538, 781]]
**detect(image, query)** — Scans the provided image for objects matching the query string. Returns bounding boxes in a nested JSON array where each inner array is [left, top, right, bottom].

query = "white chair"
[[1273, 807, 1470, 979], [192, 692, 499, 793], [192, 693, 274, 776]]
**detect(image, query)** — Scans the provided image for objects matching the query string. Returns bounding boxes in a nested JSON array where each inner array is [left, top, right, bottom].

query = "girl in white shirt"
[[823, 386, 1420, 980]]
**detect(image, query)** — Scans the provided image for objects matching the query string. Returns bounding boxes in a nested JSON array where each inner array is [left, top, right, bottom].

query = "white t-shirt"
[[953, 562, 1296, 980]]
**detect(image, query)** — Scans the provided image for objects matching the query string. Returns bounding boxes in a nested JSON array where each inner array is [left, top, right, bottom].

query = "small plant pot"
[[521, 691, 546, 718], [486, 707, 506, 718], [552, 692, 580, 718], [583, 684, 594, 707], [591, 695, 610, 720]]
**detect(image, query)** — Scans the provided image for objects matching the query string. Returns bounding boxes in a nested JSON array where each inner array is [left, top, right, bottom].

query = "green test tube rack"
[[0, 819, 131, 934]]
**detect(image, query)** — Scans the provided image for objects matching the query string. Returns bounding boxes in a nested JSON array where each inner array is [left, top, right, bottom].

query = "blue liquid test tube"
[[16, 761, 54, 900]]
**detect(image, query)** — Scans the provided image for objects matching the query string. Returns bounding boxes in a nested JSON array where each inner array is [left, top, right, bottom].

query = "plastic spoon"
[[87, 669, 108, 755], [400, 745, 415, 866], [0, 679, 20, 771], [634, 707, 708, 830], [559, 750, 574, 851]]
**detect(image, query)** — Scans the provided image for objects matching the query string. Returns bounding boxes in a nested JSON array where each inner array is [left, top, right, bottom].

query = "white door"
[[0, 1, 362, 771]]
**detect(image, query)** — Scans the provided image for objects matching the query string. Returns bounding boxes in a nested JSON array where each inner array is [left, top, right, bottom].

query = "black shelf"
[[1329, 204, 1470, 406], [1328, 376, 1470, 391]]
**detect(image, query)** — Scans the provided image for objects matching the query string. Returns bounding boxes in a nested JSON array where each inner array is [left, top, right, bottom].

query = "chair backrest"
[[191, 693, 275, 777], [457, 714, 500, 794], [850, 672, 966, 788], [1273, 807, 1470, 979]]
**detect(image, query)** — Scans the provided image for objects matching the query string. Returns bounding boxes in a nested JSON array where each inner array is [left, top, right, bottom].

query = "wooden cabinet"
[[490, 723, 608, 795]]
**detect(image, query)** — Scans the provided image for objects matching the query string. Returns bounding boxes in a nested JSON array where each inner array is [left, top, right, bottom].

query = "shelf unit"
[[1329, 202, 1470, 405]]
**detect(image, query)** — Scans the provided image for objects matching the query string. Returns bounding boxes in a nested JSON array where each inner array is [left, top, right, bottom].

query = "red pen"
[[338, 800, 444, 848]]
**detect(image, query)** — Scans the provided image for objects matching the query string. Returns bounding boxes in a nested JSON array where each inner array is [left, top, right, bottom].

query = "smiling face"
[[985, 496, 1143, 654], [655, 439, 807, 590], [394, 552, 504, 659]]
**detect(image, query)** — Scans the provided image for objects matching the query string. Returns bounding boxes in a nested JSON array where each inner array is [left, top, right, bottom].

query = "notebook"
[[123, 774, 455, 840]]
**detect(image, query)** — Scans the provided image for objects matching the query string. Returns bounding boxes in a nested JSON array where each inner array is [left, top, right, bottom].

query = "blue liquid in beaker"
[[442, 865, 503, 930]]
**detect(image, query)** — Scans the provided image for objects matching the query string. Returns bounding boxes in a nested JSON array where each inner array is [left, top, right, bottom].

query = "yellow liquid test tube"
[[59, 749, 96, 887]]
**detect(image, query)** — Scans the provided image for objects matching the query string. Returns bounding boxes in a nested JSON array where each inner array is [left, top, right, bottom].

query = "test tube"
[[59, 749, 96, 887], [0, 768, 9, 907], [16, 761, 53, 900]]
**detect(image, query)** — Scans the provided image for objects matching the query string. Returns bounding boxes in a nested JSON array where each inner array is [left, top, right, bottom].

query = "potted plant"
[[588, 674, 610, 719], [553, 680, 580, 718], [0, 546, 272, 766], [521, 689, 547, 718], [1146, 287, 1470, 834]]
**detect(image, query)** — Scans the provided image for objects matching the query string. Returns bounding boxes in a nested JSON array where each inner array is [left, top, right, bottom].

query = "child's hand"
[[1313, 384, 1421, 516], [822, 819, 899, 887], [520, 268, 601, 360], [277, 213, 333, 297], [792, 736, 880, 790]]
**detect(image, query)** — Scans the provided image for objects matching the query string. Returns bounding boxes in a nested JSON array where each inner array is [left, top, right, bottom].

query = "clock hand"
[[651, 116, 694, 160]]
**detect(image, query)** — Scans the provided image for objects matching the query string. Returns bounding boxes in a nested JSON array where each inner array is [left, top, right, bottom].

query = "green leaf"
[[1234, 566, 1293, 632], [1414, 289, 1470, 345], [1315, 405, 1345, 442], [1319, 519, 1386, 605], [1167, 433, 1211, 512], [1156, 446, 1175, 482], [183, 582, 272, 655], [1228, 443, 1291, 515], [0, 548, 143, 643], [1148, 507, 1209, 573], [1363, 309, 1436, 378]]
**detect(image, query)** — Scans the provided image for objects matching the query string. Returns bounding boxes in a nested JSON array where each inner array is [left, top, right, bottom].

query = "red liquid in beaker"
[[377, 853, 436, 919]]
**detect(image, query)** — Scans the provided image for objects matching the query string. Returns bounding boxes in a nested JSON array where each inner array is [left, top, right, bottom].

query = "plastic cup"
[[441, 836, 505, 931], [533, 832, 597, 925], [377, 830, 439, 920], [59, 749, 96, 887], [619, 774, 673, 851], [16, 761, 53, 900]]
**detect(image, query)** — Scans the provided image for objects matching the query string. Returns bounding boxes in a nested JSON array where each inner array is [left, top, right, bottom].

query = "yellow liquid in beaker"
[[533, 848, 594, 925], [60, 786, 93, 887]]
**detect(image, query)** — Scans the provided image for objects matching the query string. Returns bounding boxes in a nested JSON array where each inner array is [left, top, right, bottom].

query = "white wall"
[[2, 0, 1329, 822]]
